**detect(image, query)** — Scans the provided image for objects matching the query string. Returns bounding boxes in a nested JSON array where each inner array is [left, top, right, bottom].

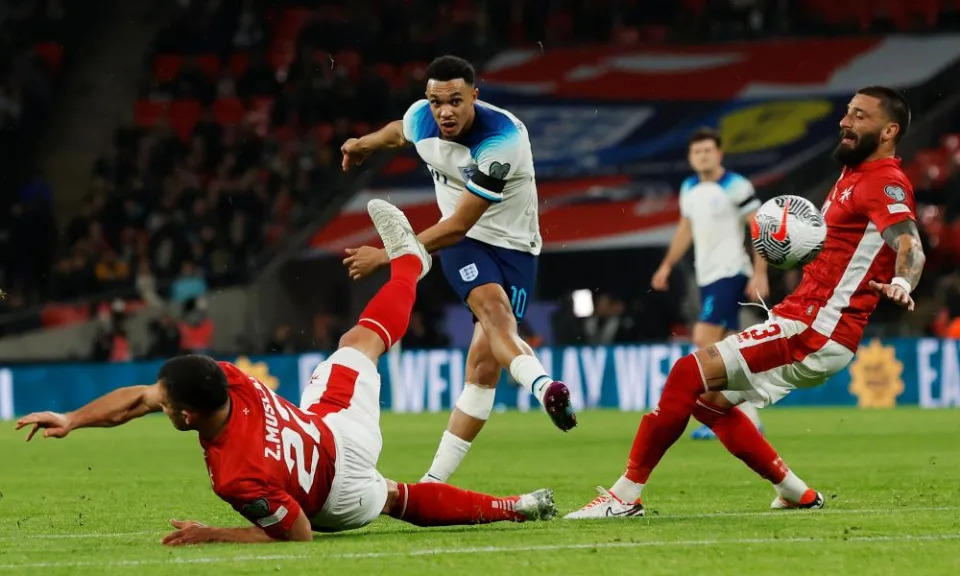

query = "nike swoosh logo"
[[771, 198, 790, 242], [605, 505, 642, 517]]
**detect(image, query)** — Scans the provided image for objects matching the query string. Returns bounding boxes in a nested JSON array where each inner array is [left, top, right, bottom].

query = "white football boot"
[[515, 489, 559, 521], [771, 489, 825, 509], [564, 487, 645, 519], [367, 199, 432, 279]]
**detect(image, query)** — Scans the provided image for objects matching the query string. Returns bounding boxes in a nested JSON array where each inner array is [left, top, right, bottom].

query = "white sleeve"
[[679, 180, 692, 218], [730, 176, 760, 216], [402, 100, 430, 143], [465, 132, 523, 203]]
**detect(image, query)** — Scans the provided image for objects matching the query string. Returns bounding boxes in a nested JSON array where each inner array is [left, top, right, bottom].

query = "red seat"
[[268, 42, 296, 72], [913, 148, 952, 187], [249, 95, 275, 114], [169, 100, 203, 141], [333, 50, 362, 79], [212, 97, 244, 126], [228, 52, 251, 78], [374, 63, 400, 88], [401, 61, 428, 83], [194, 53, 221, 79], [41, 303, 91, 328], [34, 42, 63, 74], [352, 121, 371, 137], [940, 133, 960, 153], [315, 122, 335, 144], [153, 54, 183, 83], [134, 99, 170, 127]]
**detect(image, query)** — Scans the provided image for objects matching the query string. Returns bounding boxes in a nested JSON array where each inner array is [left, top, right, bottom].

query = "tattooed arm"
[[868, 220, 925, 311]]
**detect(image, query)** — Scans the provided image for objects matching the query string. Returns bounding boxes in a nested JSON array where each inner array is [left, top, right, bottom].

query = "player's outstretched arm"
[[341, 120, 407, 171], [162, 510, 313, 546], [742, 210, 770, 301], [416, 191, 490, 253], [344, 191, 490, 280], [652, 217, 692, 291], [870, 220, 926, 311], [15, 384, 162, 440]]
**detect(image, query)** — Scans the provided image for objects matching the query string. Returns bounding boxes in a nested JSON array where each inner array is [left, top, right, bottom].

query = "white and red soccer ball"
[[750, 195, 827, 270]]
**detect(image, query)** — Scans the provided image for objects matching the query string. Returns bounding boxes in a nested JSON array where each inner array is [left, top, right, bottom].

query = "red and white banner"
[[482, 36, 960, 100], [307, 176, 681, 255]]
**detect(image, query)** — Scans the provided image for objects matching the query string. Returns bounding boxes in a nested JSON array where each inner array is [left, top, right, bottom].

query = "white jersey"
[[679, 170, 760, 286], [402, 99, 542, 255]]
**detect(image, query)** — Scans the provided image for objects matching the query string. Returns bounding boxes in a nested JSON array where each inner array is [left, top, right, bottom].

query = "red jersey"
[[200, 362, 337, 537], [773, 157, 916, 352]]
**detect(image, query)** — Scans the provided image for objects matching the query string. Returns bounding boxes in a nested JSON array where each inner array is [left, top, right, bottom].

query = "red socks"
[[358, 254, 421, 349], [389, 482, 524, 526], [692, 399, 788, 484], [625, 354, 706, 484]]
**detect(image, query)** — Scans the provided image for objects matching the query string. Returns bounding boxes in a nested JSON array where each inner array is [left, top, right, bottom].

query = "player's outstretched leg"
[[565, 352, 708, 519], [386, 480, 557, 526], [692, 395, 822, 509], [465, 285, 576, 432], [692, 398, 763, 440], [343, 200, 432, 361], [421, 324, 499, 483]]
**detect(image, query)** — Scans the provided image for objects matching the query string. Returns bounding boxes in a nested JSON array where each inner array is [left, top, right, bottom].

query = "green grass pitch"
[[2, 408, 959, 575]]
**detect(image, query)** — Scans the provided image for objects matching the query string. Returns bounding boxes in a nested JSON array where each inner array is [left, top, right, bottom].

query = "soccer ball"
[[750, 195, 826, 270]]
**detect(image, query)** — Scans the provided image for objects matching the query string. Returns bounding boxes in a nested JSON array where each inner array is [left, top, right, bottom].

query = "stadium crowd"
[[2, 0, 960, 354]]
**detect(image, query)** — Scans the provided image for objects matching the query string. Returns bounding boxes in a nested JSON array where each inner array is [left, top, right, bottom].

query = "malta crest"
[[235, 356, 279, 390], [848, 340, 904, 408]]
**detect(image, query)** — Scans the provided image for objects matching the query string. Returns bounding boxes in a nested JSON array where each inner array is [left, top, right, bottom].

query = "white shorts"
[[714, 316, 854, 408], [299, 347, 388, 532]]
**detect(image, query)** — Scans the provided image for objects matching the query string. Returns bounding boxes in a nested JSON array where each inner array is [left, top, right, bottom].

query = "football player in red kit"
[[16, 199, 557, 545], [566, 86, 925, 519]]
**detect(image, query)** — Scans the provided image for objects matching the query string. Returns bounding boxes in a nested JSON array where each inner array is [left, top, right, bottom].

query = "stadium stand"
[[4, 0, 960, 351]]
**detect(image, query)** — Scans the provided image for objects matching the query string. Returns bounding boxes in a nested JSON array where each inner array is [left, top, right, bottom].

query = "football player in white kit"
[[340, 55, 576, 484], [651, 128, 769, 439]]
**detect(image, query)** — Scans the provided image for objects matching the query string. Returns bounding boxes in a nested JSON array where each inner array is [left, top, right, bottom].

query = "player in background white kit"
[[340, 55, 576, 485], [651, 128, 769, 439]]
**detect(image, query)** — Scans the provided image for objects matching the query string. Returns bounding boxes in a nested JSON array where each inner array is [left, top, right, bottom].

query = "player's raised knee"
[[338, 325, 386, 360]]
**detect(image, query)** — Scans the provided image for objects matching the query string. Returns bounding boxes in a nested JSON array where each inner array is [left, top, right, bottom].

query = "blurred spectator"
[[402, 310, 450, 349], [931, 275, 960, 339], [178, 297, 214, 354], [170, 260, 208, 303], [136, 259, 163, 307], [145, 311, 182, 358], [552, 292, 586, 346], [310, 311, 340, 351], [582, 294, 635, 345], [265, 323, 300, 354], [94, 251, 131, 291], [519, 321, 544, 348], [91, 300, 132, 362]]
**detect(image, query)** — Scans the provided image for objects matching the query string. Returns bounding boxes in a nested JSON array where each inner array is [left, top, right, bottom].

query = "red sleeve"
[[854, 171, 916, 233], [218, 477, 304, 539]]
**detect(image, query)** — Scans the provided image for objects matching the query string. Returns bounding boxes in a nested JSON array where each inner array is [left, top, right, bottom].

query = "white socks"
[[610, 475, 644, 503], [775, 470, 809, 502], [421, 431, 472, 483], [508, 354, 551, 405]]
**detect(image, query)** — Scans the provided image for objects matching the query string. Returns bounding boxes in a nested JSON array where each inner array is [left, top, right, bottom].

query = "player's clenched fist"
[[341, 138, 370, 172], [15, 411, 73, 441]]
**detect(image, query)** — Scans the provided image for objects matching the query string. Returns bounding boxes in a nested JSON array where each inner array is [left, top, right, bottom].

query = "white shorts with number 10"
[[714, 316, 854, 408]]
